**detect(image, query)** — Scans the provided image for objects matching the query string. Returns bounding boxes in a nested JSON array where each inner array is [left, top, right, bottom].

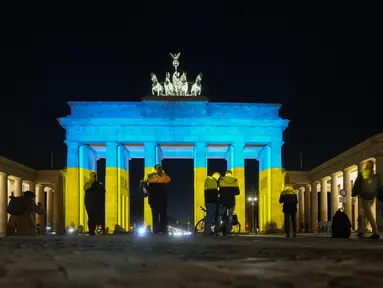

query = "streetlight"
[[247, 196, 258, 233]]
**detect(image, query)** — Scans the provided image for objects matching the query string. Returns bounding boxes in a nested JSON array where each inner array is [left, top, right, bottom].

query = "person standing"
[[84, 172, 105, 235], [279, 184, 298, 237], [203, 172, 220, 235], [218, 170, 240, 234], [352, 160, 381, 239], [146, 164, 171, 234]]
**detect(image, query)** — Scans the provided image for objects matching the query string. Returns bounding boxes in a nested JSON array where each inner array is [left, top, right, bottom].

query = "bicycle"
[[194, 206, 241, 236]]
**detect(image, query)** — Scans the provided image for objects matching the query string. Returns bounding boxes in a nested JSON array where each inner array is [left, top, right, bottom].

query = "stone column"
[[117, 145, 130, 229], [227, 143, 245, 229], [144, 142, 161, 230], [304, 185, 311, 226], [194, 142, 207, 228], [298, 187, 305, 227], [46, 188, 53, 225], [65, 141, 80, 228], [320, 178, 328, 221], [331, 173, 339, 217], [343, 168, 352, 220], [36, 185, 45, 233], [105, 142, 119, 233], [14, 177, 22, 197], [0, 172, 8, 235], [27, 181, 36, 192], [53, 175, 65, 234], [311, 182, 318, 232]]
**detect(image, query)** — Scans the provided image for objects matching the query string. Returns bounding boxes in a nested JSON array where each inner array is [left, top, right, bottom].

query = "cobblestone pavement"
[[1, 234, 383, 287]]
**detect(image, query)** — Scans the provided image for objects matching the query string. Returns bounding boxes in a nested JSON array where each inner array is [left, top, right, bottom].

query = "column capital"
[[0, 171, 6, 177], [106, 142, 119, 148], [231, 143, 245, 149], [194, 142, 207, 148]]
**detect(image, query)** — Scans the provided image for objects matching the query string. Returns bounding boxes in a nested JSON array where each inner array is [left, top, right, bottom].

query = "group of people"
[[280, 160, 383, 239], [203, 170, 240, 235]]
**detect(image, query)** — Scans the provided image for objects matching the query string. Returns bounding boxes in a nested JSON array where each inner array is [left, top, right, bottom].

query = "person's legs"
[[291, 211, 297, 236], [226, 206, 234, 234], [159, 200, 168, 233], [362, 199, 379, 237], [357, 197, 366, 236], [86, 210, 96, 235], [151, 207, 160, 234], [204, 203, 216, 234], [284, 212, 290, 236]]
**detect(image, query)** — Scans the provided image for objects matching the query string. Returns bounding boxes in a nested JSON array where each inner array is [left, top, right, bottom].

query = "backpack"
[[7, 196, 28, 215], [331, 210, 351, 238], [139, 181, 151, 197]]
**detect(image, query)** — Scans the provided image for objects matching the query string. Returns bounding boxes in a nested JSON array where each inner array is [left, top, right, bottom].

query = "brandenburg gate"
[[58, 53, 289, 233]]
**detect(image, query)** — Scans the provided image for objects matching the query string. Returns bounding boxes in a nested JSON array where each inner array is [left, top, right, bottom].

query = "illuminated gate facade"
[[58, 97, 289, 232]]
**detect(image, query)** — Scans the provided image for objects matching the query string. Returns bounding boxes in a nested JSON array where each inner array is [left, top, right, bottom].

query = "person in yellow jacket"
[[217, 170, 240, 234], [204, 172, 220, 235], [279, 184, 298, 237]]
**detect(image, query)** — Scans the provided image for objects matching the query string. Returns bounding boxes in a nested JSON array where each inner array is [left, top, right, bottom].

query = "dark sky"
[[1, 2, 381, 224]]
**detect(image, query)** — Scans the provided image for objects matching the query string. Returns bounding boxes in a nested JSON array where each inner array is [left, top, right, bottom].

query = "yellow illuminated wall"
[[194, 143, 207, 228]]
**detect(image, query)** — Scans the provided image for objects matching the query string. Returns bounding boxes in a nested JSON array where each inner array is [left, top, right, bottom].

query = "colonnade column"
[[298, 187, 304, 227], [53, 173, 65, 234], [117, 145, 130, 230], [36, 184, 45, 233], [46, 188, 53, 226], [65, 141, 80, 228], [14, 177, 22, 197], [311, 182, 318, 232], [0, 172, 8, 235], [194, 142, 207, 228], [227, 143, 245, 230], [144, 142, 161, 230], [343, 168, 352, 220], [304, 185, 311, 226], [320, 178, 328, 221], [105, 142, 119, 232], [331, 173, 339, 217]]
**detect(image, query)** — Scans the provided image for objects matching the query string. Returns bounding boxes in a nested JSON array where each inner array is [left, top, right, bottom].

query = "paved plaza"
[[0, 234, 382, 287]]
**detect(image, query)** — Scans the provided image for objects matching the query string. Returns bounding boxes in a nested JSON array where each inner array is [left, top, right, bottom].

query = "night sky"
[[1, 3, 380, 224]]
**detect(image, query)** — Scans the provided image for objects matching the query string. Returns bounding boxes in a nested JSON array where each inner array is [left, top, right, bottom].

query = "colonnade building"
[[0, 156, 65, 235], [287, 133, 383, 232]]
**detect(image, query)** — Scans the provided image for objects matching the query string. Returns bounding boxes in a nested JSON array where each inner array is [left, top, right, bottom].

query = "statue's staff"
[[170, 52, 181, 72]]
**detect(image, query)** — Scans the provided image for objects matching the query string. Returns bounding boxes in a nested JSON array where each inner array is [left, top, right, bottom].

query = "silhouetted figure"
[[84, 172, 105, 235], [145, 165, 171, 234], [7, 191, 45, 236], [279, 184, 298, 237], [203, 172, 220, 235]]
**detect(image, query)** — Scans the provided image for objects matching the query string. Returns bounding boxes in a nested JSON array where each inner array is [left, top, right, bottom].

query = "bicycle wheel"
[[194, 218, 205, 235], [233, 222, 241, 235]]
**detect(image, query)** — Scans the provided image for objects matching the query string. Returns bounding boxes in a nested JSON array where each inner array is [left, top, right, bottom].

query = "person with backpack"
[[352, 160, 382, 239], [84, 172, 106, 235], [7, 191, 45, 236], [279, 184, 298, 237], [217, 170, 240, 235], [203, 172, 220, 236], [331, 209, 351, 238], [144, 164, 171, 234]]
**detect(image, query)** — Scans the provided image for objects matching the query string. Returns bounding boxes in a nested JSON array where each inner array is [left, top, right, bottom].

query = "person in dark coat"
[[279, 184, 298, 237], [146, 164, 171, 234], [352, 160, 381, 239], [84, 172, 105, 235], [203, 172, 220, 235]]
